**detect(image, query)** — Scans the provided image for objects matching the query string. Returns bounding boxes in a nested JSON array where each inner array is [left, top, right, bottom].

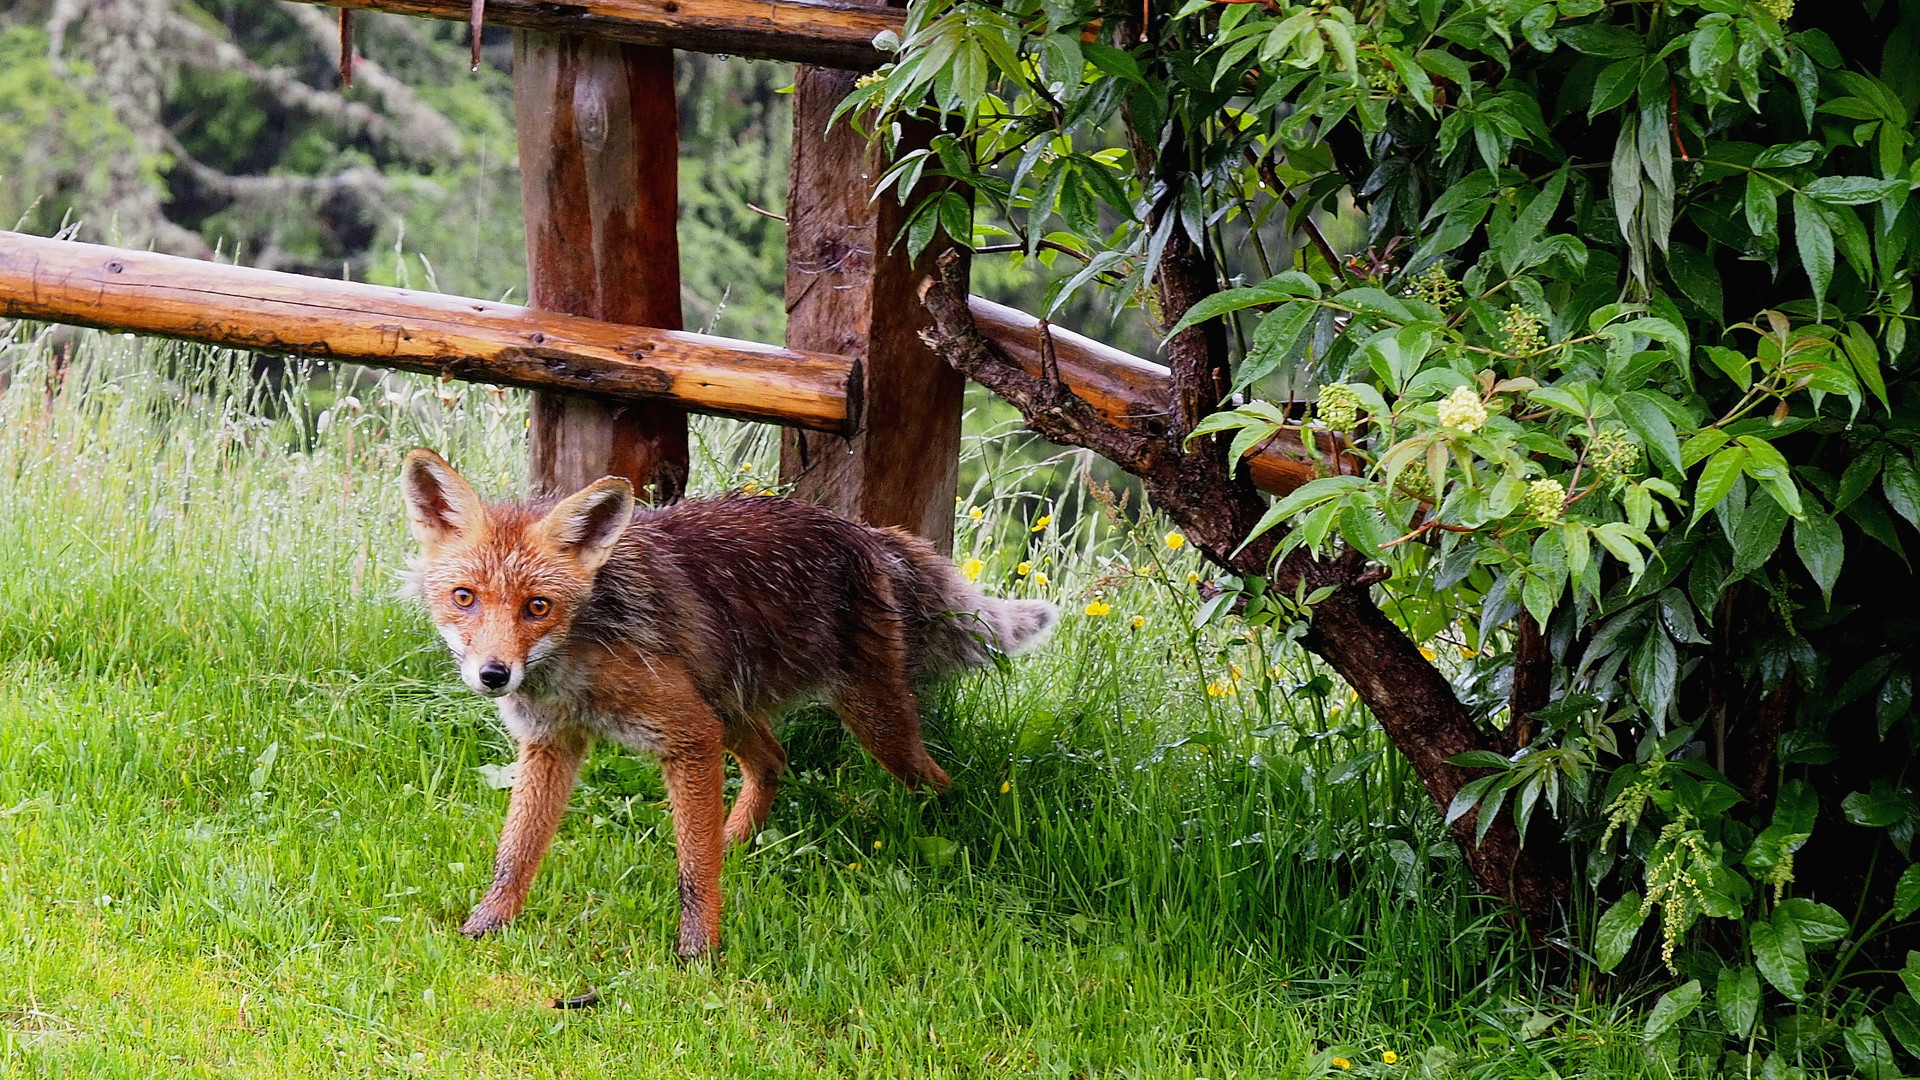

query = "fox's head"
[[400, 449, 635, 697]]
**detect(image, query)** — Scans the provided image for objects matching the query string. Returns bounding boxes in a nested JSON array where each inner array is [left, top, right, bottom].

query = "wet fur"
[[400, 449, 1056, 958]]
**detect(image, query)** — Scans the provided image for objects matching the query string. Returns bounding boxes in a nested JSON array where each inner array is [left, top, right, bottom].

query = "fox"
[[398, 448, 1057, 958]]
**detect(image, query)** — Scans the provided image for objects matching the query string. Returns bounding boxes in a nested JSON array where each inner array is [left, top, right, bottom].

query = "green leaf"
[[1752, 914, 1808, 1000], [1691, 446, 1751, 527], [1559, 24, 1646, 57], [1793, 194, 1835, 318], [1802, 175, 1907, 205], [1618, 391, 1684, 475], [1449, 750, 1516, 769], [1884, 454, 1920, 528], [1718, 965, 1761, 1038], [1886, 994, 1920, 1059], [1905, 952, 1920, 1000], [1894, 864, 1920, 920], [1843, 1015, 1896, 1080], [1843, 785, 1909, 828], [1643, 980, 1703, 1040], [1792, 511, 1843, 603], [1775, 898, 1849, 947], [1595, 892, 1646, 971]]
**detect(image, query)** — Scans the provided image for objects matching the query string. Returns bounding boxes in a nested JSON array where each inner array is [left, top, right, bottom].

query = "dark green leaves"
[[1595, 892, 1647, 971], [1792, 194, 1835, 318]]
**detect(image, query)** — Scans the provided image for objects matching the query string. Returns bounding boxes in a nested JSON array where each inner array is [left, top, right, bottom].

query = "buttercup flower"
[[1017, 561, 1033, 576], [1436, 386, 1488, 433], [1030, 515, 1051, 532], [962, 557, 985, 582], [1331, 1058, 1353, 1071], [1382, 1050, 1399, 1064], [1033, 572, 1049, 586], [1084, 601, 1112, 617], [1165, 531, 1187, 550], [1186, 571, 1202, 585], [1130, 615, 1146, 630], [999, 779, 1012, 794]]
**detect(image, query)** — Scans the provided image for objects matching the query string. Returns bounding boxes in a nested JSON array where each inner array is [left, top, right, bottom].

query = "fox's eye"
[[451, 587, 475, 608], [525, 597, 552, 619]]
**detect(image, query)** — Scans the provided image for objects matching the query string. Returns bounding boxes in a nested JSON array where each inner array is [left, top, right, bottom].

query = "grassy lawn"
[[0, 336, 1699, 1077]]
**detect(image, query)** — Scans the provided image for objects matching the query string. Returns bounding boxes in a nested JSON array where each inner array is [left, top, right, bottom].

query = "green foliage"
[[859, 0, 1920, 1065], [0, 25, 152, 235]]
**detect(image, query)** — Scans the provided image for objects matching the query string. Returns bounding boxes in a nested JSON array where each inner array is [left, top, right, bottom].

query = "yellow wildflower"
[[1165, 531, 1186, 550], [848, 862, 861, 870], [1084, 601, 1112, 617], [1031, 515, 1051, 532], [872, 839, 883, 850], [999, 779, 1011, 794], [967, 505, 984, 520], [1017, 561, 1033, 576], [1419, 645, 1437, 661], [1229, 663, 1244, 683], [962, 558, 984, 582], [742, 481, 761, 494], [1206, 681, 1235, 697], [1331, 1059, 1353, 1072], [1186, 571, 1201, 585], [1034, 572, 1049, 586], [1130, 615, 1146, 630], [1382, 1050, 1398, 1064]]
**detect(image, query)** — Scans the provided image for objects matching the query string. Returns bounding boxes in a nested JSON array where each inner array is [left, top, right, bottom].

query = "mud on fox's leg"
[[462, 728, 590, 937], [723, 716, 787, 847]]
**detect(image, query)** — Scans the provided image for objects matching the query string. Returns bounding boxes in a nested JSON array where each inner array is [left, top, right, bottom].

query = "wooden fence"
[[0, 0, 1349, 550]]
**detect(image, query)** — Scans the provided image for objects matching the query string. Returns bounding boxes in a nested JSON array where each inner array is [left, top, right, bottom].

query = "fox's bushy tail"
[[883, 530, 1059, 678]]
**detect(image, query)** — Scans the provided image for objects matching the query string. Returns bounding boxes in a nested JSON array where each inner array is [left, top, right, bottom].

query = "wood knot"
[[105, 261, 124, 273]]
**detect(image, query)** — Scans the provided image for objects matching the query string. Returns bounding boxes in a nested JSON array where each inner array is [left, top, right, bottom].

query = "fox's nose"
[[477, 660, 512, 690]]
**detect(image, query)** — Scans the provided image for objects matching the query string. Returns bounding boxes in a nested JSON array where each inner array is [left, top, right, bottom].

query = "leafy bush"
[[858, 0, 1920, 1068]]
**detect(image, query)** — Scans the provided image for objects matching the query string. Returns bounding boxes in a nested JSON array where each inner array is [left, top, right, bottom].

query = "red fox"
[[399, 449, 1056, 958]]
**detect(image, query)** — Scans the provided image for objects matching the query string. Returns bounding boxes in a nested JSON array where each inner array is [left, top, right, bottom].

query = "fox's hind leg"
[[826, 660, 952, 793], [723, 716, 787, 846]]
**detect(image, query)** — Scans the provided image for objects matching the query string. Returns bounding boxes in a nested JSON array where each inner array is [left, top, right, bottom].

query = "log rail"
[[289, 0, 902, 69], [0, 230, 1354, 495]]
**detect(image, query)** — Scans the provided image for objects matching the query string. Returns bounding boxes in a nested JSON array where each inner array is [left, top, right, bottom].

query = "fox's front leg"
[[461, 730, 590, 937], [659, 738, 726, 960]]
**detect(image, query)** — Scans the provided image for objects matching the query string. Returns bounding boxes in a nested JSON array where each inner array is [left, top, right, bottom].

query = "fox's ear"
[[401, 448, 487, 551], [535, 475, 634, 572]]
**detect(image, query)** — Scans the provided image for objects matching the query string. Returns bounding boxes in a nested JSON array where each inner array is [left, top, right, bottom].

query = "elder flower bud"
[[1526, 478, 1566, 522], [1317, 383, 1363, 431], [1436, 386, 1488, 433]]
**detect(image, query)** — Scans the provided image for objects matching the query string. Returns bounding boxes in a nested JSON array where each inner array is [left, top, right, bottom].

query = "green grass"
[[0, 330, 1707, 1077]]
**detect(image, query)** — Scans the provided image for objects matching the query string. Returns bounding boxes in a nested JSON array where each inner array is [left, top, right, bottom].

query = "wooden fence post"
[[515, 33, 689, 501], [779, 65, 965, 554]]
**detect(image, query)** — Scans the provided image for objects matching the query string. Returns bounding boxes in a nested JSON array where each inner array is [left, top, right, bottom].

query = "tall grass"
[[0, 327, 1707, 1077]]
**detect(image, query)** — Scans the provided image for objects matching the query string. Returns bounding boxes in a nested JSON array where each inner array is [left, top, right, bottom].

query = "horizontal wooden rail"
[[292, 0, 901, 69], [967, 297, 1362, 496], [0, 232, 1355, 496], [0, 232, 856, 433]]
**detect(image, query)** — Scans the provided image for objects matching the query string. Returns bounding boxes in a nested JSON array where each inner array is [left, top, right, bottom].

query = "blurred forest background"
[[0, 0, 1156, 355]]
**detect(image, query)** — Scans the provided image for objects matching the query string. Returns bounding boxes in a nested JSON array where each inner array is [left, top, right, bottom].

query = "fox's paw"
[[459, 905, 513, 938]]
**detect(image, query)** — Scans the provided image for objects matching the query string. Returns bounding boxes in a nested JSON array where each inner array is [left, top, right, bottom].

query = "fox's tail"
[[883, 531, 1059, 678]]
